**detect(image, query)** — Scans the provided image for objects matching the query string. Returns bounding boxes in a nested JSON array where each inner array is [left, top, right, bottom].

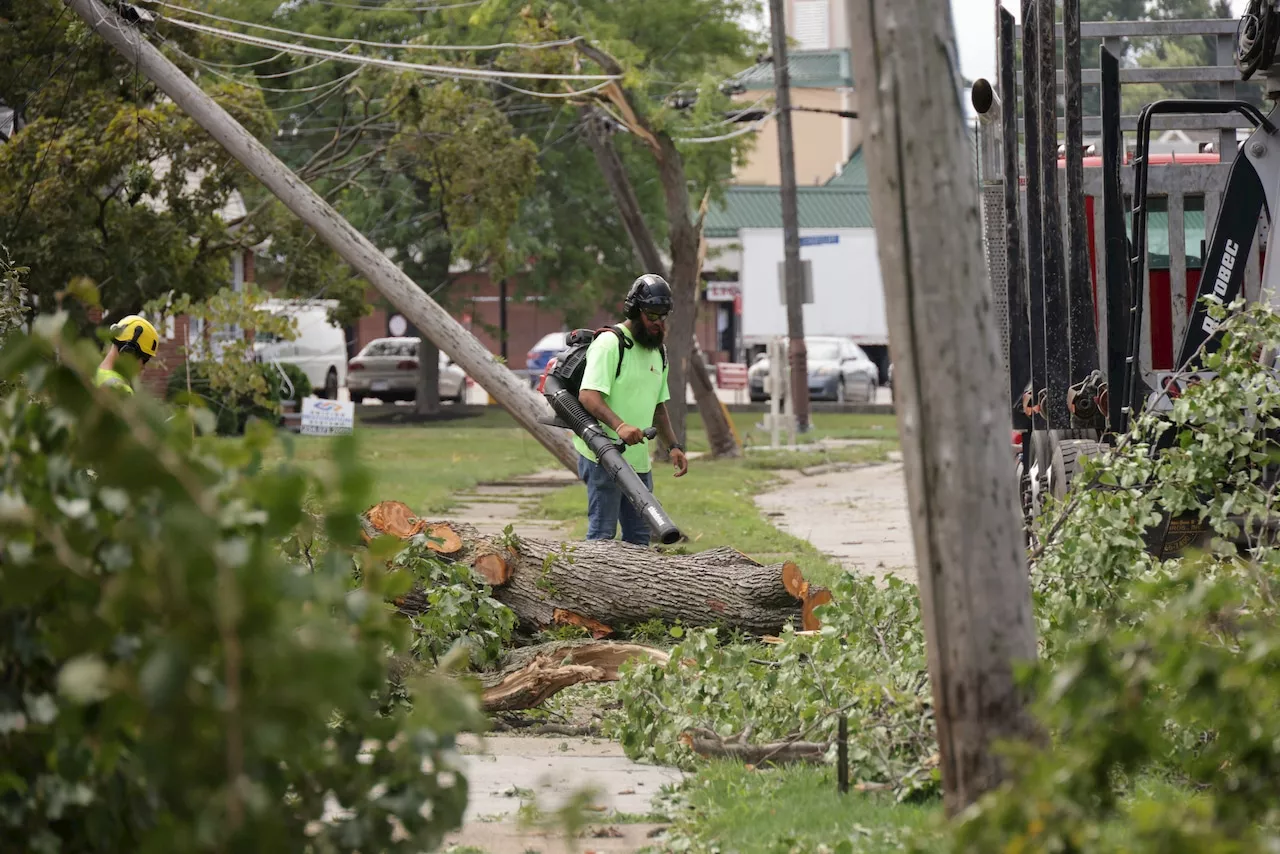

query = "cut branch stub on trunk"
[[472, 551, 512, 586]]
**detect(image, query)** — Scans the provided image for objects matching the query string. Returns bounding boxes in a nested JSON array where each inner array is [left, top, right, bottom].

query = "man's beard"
[[632, 317, 666, 350]]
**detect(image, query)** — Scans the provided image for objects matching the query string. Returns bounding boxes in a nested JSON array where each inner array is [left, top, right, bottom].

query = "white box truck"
[[738, 228, 890, 381]]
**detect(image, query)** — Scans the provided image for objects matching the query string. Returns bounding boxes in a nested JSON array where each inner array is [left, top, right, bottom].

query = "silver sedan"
[[348, 337, 468, 403]]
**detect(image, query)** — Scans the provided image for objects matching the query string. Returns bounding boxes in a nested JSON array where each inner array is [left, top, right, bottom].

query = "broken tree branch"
[[679, 727, 830, 766]]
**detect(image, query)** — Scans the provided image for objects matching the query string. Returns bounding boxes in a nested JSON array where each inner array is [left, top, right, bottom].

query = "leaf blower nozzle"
[[542, 374, 682, 545]]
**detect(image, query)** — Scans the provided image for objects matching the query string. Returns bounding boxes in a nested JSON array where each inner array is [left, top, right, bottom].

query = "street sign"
[[716, 362, 749, 390], [301, 396, 355, 435], [799, 234, 840, 247]]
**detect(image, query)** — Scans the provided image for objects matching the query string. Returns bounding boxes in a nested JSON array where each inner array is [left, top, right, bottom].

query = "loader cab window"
[[1184, 195, 1206, 270]]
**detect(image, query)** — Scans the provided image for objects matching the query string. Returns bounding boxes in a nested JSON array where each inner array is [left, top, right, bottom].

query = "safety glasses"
[[642, 309, 670, 322]]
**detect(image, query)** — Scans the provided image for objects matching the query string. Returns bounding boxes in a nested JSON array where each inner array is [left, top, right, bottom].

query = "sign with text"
[[705, 283, 741, 302], [301, 396, 355, 436], [715, 362, 749, 390], [799, 234, 839, 247]]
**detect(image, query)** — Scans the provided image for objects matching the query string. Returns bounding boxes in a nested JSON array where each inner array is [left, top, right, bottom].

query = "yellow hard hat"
[[109, 315, 160, 363]]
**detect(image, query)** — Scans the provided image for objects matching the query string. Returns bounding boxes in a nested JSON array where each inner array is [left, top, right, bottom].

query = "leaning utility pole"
[[66, 0, 577, 471], [768, 0, 811, 432], [844, 0, 1039, 815]]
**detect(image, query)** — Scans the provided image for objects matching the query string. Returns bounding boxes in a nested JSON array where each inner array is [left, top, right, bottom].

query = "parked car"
[[526, 331, 567, 386], [347, 337, 467, 403], [747, 336, 879, 403], [253, 299, 347, 399]]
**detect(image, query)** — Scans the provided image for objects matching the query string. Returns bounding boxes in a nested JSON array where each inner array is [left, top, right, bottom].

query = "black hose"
[[543, 375, 682, 545]]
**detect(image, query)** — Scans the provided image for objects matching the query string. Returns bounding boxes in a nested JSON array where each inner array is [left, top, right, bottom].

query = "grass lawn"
[[256, 409, 556, 514], [661, 760, 941, 854]]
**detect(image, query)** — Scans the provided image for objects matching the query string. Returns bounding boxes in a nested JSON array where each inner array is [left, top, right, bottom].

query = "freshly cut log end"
[[781, 561, 805, 598], [553, 608, 614, 639], [778, 561, 835, 631], [362, 500, 423, 540], [472, 552, 512, 585], [802, 588, 834, 632]]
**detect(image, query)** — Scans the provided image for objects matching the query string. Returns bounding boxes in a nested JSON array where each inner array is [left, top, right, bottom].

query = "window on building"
[[793, 0, 829, 51]]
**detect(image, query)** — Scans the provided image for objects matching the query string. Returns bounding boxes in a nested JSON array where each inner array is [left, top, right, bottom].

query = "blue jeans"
[[578, 455, 654, 546]]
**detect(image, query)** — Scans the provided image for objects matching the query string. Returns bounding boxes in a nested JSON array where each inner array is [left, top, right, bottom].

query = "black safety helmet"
[[624, 274, 674, 316]]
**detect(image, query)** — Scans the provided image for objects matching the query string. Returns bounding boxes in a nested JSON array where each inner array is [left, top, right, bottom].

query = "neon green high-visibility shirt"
[[572, 324, 669, 474], [94, 368, 134, 395]]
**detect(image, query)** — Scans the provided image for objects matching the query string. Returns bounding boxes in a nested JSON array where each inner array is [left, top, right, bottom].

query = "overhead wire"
[[253, 47, 356, 79], [674, 110, 776, 143], [190, 49, 288, 68], [140, 1, 581, 53], [286, 0, 484, 11], [160, 17, 620, 86]]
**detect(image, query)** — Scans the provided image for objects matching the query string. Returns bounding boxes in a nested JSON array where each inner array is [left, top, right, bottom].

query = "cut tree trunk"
[[364, 502, 832, 636], [478, 640, 669, 712]]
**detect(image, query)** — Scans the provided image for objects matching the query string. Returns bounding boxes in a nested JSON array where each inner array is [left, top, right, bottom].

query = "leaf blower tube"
[[542, 374, 682, 545]]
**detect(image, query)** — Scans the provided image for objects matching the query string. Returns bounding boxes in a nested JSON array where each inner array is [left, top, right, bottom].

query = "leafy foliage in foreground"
[[0, 315, 480, 852], [617, 573, 939, 798], [946, 302, 1280, 850], [389, 541, 517, 669]]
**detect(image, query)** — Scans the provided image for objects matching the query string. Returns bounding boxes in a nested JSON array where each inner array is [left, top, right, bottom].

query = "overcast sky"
[[951, 0, 1251, 82]]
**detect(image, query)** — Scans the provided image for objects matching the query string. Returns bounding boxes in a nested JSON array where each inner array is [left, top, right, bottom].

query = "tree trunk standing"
[[414, 228, 451, 416], [657, 133, 701, 453], [70, 0, 579, 473], [768, 0, 812, 433], [579, 109, 740, 457], [416, 337, 441, 415], [843, 0, 1040, 816]]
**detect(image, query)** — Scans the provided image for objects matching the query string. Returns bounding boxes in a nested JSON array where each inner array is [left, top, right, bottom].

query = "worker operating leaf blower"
[[537, 275, 686, 546]]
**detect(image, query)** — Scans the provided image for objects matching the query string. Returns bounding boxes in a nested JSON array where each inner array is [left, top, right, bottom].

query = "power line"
[[141, 0, 581, 53], [284, 0, 484, 11], [674, 110, 775, 143], [190, 49, 288, 69], [160, 17, 620, 84]]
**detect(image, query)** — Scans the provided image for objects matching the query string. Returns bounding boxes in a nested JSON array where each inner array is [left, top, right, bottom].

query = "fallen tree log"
[[364, 502, 832, 636], [478, 640, 668, 712], [678, 727, 830, 766]]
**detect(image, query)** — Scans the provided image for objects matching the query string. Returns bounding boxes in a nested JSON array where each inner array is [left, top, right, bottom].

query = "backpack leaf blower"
[[538, 328, 683, 545]]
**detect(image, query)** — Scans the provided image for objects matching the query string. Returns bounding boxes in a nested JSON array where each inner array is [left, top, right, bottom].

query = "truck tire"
[[1051, 439, 1106, 500]]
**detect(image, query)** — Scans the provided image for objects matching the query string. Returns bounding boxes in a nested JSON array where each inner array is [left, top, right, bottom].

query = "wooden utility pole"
[[843, 0, 1039, 814], [768, 0, 811, 432], [67, 0, 576, 470]]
